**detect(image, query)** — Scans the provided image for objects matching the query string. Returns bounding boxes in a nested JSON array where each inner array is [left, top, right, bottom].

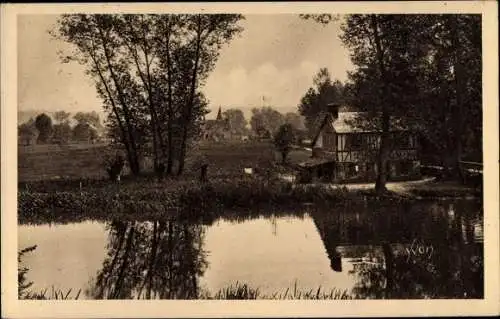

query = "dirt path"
[[324, 177, 436, 195], [279, 174, 437, 195]]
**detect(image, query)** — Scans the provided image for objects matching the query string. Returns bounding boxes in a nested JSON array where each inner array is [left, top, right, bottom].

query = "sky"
[[17, 14, 353, 120]]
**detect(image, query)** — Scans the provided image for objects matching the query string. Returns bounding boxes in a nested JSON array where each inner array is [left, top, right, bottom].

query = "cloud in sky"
[[18, 15, 101, 114], [203, 15, 353, 117], [17, 14, 353, 120]]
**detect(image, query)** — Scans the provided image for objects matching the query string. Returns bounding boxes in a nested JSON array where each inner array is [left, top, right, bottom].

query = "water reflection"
[[312, 200, 483, 299], [85, 219, 207, 299], [18, 199, 483, 299]]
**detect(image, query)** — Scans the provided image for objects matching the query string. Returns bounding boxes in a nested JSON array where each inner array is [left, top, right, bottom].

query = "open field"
[[191, 141, 311, 178], [18, 143, 114, 182], [18, 140, 312, 183]]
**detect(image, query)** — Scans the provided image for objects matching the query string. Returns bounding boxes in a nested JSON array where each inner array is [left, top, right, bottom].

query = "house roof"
[[318, 111, 413, 134], [310, 110, 416, 148], [333, 112, 369, 133]]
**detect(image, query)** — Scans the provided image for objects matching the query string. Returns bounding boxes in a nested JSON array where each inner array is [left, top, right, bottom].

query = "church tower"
[[216, 106, 223, 120]]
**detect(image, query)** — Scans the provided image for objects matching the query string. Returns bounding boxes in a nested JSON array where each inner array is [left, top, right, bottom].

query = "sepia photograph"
[[2, 1, 499, 318]]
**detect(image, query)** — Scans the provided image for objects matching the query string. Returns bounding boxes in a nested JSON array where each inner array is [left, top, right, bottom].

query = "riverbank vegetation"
[[18, 178, 357, 225]]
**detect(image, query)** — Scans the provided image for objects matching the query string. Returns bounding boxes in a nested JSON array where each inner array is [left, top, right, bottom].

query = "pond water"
[[18, 199, 483, 299]]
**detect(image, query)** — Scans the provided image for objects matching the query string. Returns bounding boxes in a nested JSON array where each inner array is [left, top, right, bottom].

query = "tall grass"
[[206, 281, 351, 300], [212, 282, 260, 300], [20, 286, 82, 300]]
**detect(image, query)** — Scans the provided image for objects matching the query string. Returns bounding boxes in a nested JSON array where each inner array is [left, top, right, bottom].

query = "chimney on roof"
[[326, 103, 340, 120]]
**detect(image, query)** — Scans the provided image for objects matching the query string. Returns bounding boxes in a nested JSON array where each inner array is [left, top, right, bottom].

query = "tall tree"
[[73, 122, 98, 143], [418, 15, 482, 174], [116, 14, 167, 173], [284, 112, 305, 131], [54, 111, 71, 124], [34, 113, 53, 144], [250, 106, 285, 138], [54, 14, 143, 175], [341, 15, 436, 193], [298, 68, 345, 135], [74, 111, 101, 127], [222, 108, 247, 135], [52, 122, 72, 144], [176, 14, 244, 175]]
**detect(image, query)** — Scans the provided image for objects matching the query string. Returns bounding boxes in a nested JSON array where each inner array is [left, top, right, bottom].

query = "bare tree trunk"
[[376, 113, 390, 194], [449, 15, 465, 183], [88, 42, 136, 175], [131, 41, 160, 171], [177, 15, 202, 176], [143, 43, 166, 173], [97, 25, 141, 175], [165, 24, 175, 175], [370, 15, 390, 195]]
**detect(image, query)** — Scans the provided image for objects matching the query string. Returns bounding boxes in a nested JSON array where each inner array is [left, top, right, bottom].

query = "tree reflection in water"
[[83, 199, 482, 299], [86, 219, 208, 299], [312, 199, 483, 299]]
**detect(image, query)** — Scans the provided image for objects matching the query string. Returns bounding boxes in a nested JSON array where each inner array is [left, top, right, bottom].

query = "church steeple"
[[216, 106, 223, 120]]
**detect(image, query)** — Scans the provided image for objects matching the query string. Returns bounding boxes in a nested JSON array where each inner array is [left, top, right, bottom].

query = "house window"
[[400, 160, 413, 175], [346, 134, 363, 150], [409, 135, 417, 149], [394, 133, 411, 149], [322, 133, 336, 151], [347, 163, 357, 177], [337, 135, 344, 151]]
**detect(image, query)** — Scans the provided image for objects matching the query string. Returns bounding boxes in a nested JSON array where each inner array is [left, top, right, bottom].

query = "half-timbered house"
[[299, 104, 420, 183]]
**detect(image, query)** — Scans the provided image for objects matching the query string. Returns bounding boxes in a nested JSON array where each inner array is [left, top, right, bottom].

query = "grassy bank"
[[19, 176, 370, 225], [403, 180, 482, 198]]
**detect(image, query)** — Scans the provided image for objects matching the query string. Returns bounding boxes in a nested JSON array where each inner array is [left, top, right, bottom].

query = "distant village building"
[[299, 104, 420, 183], [201, 107, 232, 142], [18, 124, 39, 146]]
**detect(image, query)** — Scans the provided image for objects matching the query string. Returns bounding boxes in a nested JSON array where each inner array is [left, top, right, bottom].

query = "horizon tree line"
[[18, 110, 104, 145]]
